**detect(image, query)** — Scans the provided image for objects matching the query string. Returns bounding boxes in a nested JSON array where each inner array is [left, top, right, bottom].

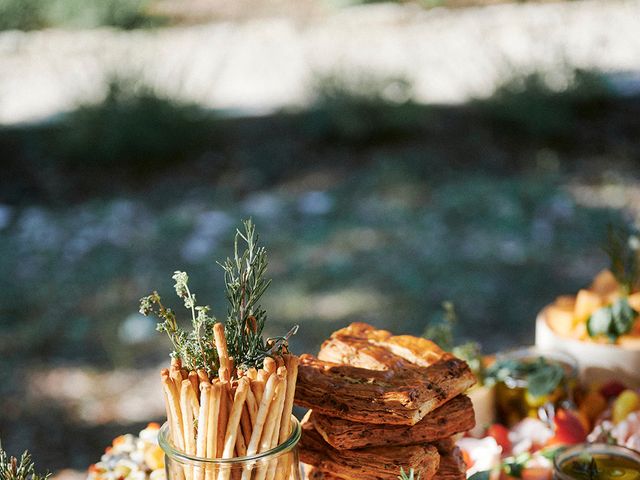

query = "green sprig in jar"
[[554, 443, 640, 480], [487, 347, 578, 427]]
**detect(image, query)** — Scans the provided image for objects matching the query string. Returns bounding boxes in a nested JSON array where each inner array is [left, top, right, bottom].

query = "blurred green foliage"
[[54, 79, 212, 173], [304, 74, 427, 144], [0, 0, 163, 31], [472, 69, 613, 140]]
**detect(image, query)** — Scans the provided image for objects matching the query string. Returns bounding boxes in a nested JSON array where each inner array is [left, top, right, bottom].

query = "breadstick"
[[162, 371, 185, 450], [216, 381, 230, 458], [254, 377, 286, 480], [205, 382, 221, 480], [263, 357, 276, 375], [235, 424, 247, 457], [228, 356, 235, 378], [217, 378, 249, 480], [196, 382, 211, 480], [252, 370, 269, 404], [222, 378, 250, 459], [265, 376, 287, 480], [181, 380, 196, 480], [279, 355, 299, 442], [170, 365, 184, 391], [219, 366, 231, 384], [258, 375, 286, 454], [197, 369, 210, 384], [240, 404, 253, 446], [171, 357, 182, 368], [181, 368, 189, 379], [214, 323, 230, 371], [246, 368, 258, 380], [244, 373, 280, 456], [189, 371, 199, 396], [245, 388, 258, 424]]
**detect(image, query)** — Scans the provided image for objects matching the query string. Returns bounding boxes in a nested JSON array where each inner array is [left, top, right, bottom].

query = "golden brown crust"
[[310, 395, 475, 449], [295, 354, 476, 425], [319, 322, 453, 368], [300, 420, 440, 480], [304, 448, 465, 480], [435, 447, 467, 480]]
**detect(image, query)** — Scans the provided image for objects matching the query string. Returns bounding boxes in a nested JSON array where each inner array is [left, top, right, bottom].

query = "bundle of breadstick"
[[160, 323, 299, 480], [140, 220, 300, 480]]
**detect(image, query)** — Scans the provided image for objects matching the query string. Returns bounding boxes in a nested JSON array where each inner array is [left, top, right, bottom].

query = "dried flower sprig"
[[0, 441, 50, 480]]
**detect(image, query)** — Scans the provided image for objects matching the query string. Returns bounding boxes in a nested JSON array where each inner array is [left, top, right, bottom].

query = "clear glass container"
[[554, 443, 640, 480], [158, 416, 302, 480], [493, 347, 578, 427]]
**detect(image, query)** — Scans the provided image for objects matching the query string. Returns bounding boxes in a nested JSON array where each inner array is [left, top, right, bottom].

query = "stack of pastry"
[[294, 323, 476, 480]]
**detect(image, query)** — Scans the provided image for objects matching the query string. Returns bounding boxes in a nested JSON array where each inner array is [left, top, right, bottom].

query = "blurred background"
[[1, 0, 639, 476]]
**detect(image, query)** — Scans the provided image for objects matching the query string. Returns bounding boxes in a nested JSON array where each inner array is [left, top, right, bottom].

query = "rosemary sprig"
[[220, 220, 280, 370], [398, 467, 419, 480], [0, 441, 50, 480], [140, 219, 294, 376]]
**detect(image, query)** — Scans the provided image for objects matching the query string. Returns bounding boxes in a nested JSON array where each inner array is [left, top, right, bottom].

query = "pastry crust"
[[305, 449, 465, 480], [295, 354, 476, 425], [319, 322, 452, 369], [310, 395, 475, 449], [300, 420, 440, 480]]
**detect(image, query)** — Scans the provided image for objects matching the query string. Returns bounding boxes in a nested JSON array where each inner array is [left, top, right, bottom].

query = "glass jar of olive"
[[488, 347, 578, 427]]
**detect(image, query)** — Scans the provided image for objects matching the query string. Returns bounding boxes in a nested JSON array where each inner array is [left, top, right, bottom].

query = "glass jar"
[[553, 443, 640, 480], [493, 347, 578, 427], [158, 416, 302, 480]]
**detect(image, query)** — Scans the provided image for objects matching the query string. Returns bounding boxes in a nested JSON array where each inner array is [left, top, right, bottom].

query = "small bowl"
[[536, 306, 640, 388], [553, 443, 640, 480]]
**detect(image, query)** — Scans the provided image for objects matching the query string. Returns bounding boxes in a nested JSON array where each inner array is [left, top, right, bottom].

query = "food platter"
[[13, 222, 639, 480]]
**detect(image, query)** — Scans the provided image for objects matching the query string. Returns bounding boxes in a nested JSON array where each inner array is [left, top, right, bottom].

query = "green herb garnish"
[[398, 467, 419, 480], [502, 453, 531, 478], [468, 472, 491, 480], [140, 219, 296, 375], [570, 454, 600, 480], [423, 301, 457, 351], [604, 225, 640, 295], [0, 441, 50, 480], [486, 356, 565, 398], [587, 297, 637, 343]]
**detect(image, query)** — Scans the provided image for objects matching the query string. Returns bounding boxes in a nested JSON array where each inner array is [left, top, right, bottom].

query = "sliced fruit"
[[612, 389, 640, 424], [555, 295, 576, 310], [545, 307, 575, 337], [590, 270, 620, 296], [578, 390, 607, 426], [548, 409, 587, 445], [574, 289, 602, 322]]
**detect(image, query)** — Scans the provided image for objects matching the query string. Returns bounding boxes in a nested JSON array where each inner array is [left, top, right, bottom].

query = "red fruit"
[[548, 409, 587, 445], [600, 380, 627, 399], [487, 423, 512, 454]]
